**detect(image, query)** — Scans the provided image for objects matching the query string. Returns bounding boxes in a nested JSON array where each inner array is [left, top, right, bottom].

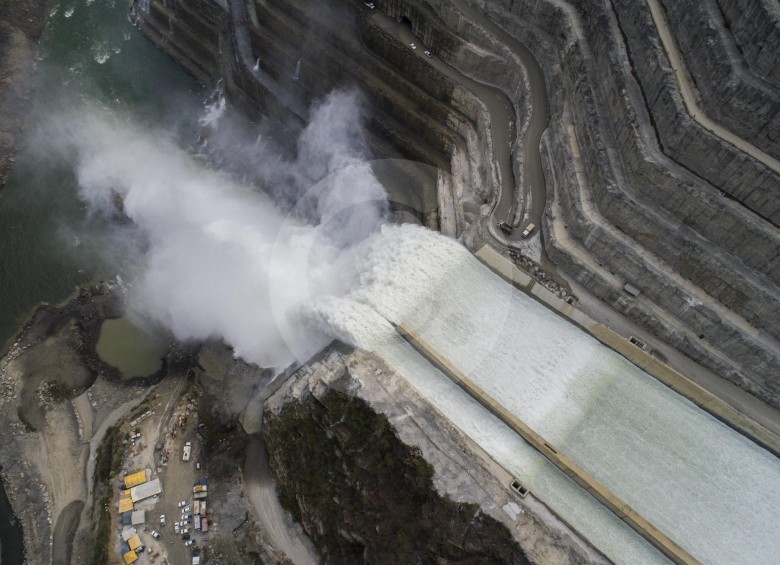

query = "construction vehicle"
[[497, 219, 514, 234]]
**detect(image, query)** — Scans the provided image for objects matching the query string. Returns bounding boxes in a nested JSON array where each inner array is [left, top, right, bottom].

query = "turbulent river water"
[[0, 0, 202, 353]]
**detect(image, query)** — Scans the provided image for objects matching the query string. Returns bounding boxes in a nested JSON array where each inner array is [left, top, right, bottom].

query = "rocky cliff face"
[[264, 386, 529, 564], [262, 347, 608, 565], [133, 0, 780, 407]]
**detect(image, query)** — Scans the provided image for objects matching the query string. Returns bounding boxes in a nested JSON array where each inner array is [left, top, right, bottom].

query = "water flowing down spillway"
[[310, 225, 780, 565]]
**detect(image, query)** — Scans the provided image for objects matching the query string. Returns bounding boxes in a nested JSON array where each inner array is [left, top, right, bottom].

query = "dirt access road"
[[243, 436, 318, 565], [369, 7, 549, 246]]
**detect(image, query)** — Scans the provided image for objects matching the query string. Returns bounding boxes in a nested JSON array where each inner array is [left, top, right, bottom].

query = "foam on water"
[[310, 223, 780, 565]]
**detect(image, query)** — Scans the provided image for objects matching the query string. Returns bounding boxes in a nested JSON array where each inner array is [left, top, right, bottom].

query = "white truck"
[[521, 223, 535, 238]]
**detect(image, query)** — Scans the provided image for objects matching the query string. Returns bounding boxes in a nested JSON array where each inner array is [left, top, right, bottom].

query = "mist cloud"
[[67, 89, 391, 368]]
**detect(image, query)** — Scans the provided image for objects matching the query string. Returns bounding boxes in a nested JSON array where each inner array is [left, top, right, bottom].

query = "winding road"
[[449, 0, 550, 240], [368, 6, 549, 247]]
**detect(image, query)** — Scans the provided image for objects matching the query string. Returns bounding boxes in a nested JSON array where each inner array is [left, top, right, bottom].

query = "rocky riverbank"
[[0, 281, 172, 565]]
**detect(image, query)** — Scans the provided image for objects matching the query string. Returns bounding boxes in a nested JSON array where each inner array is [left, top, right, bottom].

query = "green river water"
[[0, 0, 203, 354]]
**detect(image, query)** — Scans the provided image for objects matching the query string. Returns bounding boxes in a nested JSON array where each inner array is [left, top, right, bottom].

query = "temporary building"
[[121, 527, 137, 542], [128, 534, 142, 551], [123, 550, 138, 564], [121, 512, 132, 525], [130, 479, 161, 502], [130, 510, 146, 525], [124, 470, 149, 488], [118, 497, 134, 514]]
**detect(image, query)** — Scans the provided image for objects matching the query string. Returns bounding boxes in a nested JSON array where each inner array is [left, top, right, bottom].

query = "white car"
[[159, 514, 166, 526], [174, 525, 180, 534], [184, 539, 195, 547], [151, 531, 161, 540], [174, 521, 180, 527], [178, 500, 187, 507], [424, 50, 432, 58], [182, 506, 191, 513], [364, 2, 375, 9], [408, 43, 417, 50], [181, 528, 190, 535]]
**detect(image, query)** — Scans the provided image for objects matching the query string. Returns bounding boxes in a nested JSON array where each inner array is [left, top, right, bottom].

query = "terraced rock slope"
[[133, 0, 780, 410]]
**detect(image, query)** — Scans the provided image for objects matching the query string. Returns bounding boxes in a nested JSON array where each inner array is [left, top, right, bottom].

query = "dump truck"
[[521, 223, 535, 237]]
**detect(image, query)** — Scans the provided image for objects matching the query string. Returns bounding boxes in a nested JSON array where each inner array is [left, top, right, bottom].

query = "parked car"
[[182, 506, 191, 513], [159, 514, 166, 526], [181, 528, 190, 535], [178, 500, 187, 507], [151, 531, 161, 540], [174, 525, 180, 534], [182, 533, 191, 541], [408, 43, 417, 50], [184, 540, 195, 547], [424, 50, 432, 57]]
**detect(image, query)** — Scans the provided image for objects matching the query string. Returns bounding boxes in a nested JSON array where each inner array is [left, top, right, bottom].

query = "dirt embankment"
[[0, 0, 48, 190]]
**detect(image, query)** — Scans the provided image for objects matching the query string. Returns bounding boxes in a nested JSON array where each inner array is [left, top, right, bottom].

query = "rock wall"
[[263, 347, 609, 565], [716, 0, 780, 89], [659, 0, 780, 158], [462, 0, 780, 407]]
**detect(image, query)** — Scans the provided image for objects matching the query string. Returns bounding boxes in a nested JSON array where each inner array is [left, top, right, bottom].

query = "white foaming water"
[[199, 95, 226, 131], [309, 224, 780, 565]]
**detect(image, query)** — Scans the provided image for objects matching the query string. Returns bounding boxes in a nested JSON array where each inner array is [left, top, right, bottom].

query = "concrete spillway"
[[395, 323, 699, 565], [317, 224, 780, 565]]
